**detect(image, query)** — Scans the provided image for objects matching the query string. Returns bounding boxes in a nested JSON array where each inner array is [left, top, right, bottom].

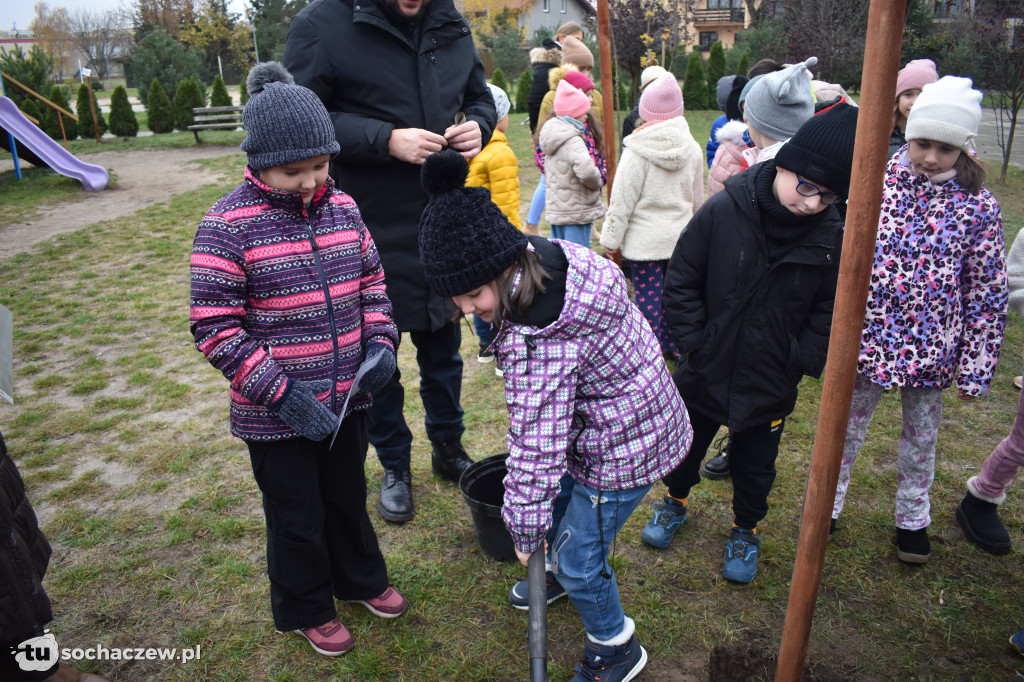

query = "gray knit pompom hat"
[[241, 62, 340, 170]]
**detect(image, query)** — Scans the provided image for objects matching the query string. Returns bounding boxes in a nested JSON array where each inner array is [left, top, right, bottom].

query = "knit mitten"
[[357, 341, 397, 396], [275, 379, 336, 441]]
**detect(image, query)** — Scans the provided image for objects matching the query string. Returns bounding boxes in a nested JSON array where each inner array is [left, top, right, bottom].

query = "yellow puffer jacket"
[[466, 129, 522, 230]]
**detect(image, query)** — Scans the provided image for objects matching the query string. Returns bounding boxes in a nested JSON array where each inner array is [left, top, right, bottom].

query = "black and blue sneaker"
[[722, 527, 761, 583], [508, 570, 567, 610], [1010, 629, 1024, 656], [570, 628, 647, 681], [641, 497, 687, 549]]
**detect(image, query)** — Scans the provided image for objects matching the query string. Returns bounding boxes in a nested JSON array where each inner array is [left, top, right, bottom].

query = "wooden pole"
[[595, 0, 616, 195], [86, 74, 101, 144], [774, 1, 907, 679]]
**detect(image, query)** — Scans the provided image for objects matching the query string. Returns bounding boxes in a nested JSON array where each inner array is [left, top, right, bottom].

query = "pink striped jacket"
[[190, 168, 398, 442]]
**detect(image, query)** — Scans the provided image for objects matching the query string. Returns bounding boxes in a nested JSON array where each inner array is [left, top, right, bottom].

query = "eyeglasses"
[[795, 176, 842, 206]]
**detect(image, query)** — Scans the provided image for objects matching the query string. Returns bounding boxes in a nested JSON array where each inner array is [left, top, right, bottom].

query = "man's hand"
[[444, 119, 482, 158], [388, 127, 447, 164]]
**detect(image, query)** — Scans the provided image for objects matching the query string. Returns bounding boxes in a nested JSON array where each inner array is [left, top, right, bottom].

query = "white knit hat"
[[640, 65, 669, 90], [905, 76, 982, 152]]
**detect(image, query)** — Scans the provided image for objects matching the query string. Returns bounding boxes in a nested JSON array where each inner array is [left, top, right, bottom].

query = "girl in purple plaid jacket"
[[418, 149, 692, 682]]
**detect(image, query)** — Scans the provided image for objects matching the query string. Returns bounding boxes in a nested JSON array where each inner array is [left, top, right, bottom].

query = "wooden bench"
[[189, 105, 245, 141]]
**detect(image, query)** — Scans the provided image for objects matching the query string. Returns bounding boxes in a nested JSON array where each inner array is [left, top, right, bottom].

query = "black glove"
[[275, 379, 336, 441], [357, 341, 397, 396]]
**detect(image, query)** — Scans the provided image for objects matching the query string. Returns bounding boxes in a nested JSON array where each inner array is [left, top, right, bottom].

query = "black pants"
[[663, 410, 786, 529], [247, 413, 388, 632], [366, 322, 465, 471], [0, 634, 58, 682]]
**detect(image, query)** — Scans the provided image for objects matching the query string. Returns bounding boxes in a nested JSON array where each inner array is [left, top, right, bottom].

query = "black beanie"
[[774, 102, 858, 198], [419, 150, 529, 297], [725, 75, 748, 122]]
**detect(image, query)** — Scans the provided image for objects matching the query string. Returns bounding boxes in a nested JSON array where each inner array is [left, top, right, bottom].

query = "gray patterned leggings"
[[832, 372, 943, 530]]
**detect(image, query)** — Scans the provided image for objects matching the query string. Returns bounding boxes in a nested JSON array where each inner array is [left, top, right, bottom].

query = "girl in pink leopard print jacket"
[[831, 76, 1007, 565]]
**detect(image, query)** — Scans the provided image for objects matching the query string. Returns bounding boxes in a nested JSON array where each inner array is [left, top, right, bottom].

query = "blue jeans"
[[472, 314, 495, 346], [366, 323, 464, 470], [550, 223, 592, 248], [527, 174, 546, 225], [548, 478, 651, 640]]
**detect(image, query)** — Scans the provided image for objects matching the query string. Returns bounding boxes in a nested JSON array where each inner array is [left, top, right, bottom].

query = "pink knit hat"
[[563, 70, 594, 94], [895, 59, 938, 98], [554, 79, 590, 118], [639, 74, 684, 123]]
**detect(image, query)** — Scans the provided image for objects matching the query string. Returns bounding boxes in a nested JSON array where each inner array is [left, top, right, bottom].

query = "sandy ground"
[[0, 145, 241, 261]]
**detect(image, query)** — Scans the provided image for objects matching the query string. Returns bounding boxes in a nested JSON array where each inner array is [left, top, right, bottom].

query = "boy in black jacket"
[[642, 103, 859, 583]]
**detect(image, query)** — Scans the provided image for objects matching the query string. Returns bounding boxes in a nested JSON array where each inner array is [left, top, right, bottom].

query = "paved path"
[[975, 105, 1022, 169]]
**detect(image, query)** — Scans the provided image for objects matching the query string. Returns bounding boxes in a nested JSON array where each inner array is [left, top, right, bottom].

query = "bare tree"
[[781, 0, 870, 88], [129, 0, 197, 41], [973, 5, 1024, 182], [30, 2, 75, 80], [66, 8, 131, 81]]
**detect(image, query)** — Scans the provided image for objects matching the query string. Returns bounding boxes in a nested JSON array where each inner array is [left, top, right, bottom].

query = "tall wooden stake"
[[595, 0, 616, 195], [774, 1, 906, 679]]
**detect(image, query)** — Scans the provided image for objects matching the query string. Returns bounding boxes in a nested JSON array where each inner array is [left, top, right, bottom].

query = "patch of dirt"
[[0, 145, 240, 261], [707, 627, 859, 681]]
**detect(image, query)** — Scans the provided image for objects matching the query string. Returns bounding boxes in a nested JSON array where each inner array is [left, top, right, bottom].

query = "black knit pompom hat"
[[241, 62, 340, 171], [418, 149, 529, 297]]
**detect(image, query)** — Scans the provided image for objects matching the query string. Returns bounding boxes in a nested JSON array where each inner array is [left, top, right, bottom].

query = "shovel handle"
[[527, 548, 548, 681]]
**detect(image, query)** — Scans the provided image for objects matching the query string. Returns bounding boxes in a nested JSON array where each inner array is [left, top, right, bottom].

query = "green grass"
[[0, 108, 1022, 680]]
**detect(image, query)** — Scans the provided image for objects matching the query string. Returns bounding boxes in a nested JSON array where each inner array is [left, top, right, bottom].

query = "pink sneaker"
[[292, 618, 354, 656], [351, 586, 408, 618]]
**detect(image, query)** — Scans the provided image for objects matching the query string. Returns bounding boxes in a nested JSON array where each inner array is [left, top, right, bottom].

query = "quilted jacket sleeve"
[[500, 336, 579, 554], [189, 211, 291, 410]]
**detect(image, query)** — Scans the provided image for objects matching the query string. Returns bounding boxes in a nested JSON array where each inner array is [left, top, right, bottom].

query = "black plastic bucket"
[[459, 453, 517, 562]]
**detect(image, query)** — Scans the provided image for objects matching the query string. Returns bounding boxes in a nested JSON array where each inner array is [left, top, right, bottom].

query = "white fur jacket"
[[600, 116, 705, 261]]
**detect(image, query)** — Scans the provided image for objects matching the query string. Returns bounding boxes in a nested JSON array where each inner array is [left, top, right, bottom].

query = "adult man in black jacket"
[[283, 0, 496, 522]]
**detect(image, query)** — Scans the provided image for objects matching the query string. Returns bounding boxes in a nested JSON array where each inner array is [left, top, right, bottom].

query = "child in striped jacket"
[[189, 63, 405, 658]]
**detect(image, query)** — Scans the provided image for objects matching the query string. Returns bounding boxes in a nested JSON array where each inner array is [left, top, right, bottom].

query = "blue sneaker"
[[508, 570, 567, 610], [641, 497, 687, 549], [1011, 629, 1024, 656], [722, 527, 761, 583]]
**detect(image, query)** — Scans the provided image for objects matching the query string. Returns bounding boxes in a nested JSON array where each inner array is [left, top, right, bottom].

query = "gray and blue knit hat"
[[241, 62, 340, 171]]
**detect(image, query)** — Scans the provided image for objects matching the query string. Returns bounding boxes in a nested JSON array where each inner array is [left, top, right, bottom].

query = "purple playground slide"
[[0, 96, 109, 192]]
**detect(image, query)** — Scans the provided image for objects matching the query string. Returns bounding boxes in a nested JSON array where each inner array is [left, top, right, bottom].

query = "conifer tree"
[[490, 68, 509, 97], [109, 85, 139, 137], [75, 82, 107, 139], [146, 78, 175, 134], [210, 74, 232, 107], [19, 98, 41, 124], [174, 77, 204, 130], [514, 69, 531, 114], [737, 51, 751, 78], [682, 50, 709, 111], [40, 86, 75, 140], [706, 41, 726, 106]]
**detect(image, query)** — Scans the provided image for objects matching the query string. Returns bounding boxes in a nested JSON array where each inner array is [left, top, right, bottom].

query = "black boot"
[[701, 432, 731, 480], [377, 468, 414, 523], [956, 491, 1011, 555], [896, 527, 930, 564], [430, 439, 473, 482]]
